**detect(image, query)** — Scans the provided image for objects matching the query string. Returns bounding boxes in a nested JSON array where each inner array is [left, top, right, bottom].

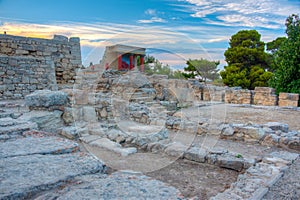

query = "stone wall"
[[148, 76, 299, 107], [0, 34, 82, 84], [254, 87, 278, 106], [279, 93, 299, 107], [225, 87, 252, 104], [0, 56, 57, 100]]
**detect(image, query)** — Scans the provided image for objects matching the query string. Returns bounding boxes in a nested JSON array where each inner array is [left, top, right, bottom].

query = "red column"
[[130, 55, 133, 70], [140, 56, 144, 72], [118, 54, 122, 70]]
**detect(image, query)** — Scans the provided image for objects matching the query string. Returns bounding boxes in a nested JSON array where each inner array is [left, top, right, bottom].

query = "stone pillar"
[[130, 55, 133, 70], [140, 56, 144, 72], [118, 54, 122, 70]]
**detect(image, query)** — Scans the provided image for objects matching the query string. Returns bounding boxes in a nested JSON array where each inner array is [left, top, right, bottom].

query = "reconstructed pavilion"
[[102, 44, 146, 72]]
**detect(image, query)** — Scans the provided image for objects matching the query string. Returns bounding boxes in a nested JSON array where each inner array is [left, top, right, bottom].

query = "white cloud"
[[137, 17, 167, 24], [145, 9, 157, 16], [179, 0, 300, 29]]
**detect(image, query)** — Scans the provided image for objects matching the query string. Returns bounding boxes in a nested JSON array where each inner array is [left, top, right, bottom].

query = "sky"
[[0, 0, 299, 69]]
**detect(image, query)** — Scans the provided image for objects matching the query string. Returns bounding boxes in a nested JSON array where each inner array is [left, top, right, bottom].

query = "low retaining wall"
[[279, 93, 299, 107], [0, 56, 57, 100]]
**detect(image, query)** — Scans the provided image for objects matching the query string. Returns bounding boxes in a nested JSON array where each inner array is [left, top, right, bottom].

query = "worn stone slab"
[[184, 147, 207, 163], [216, 154, 244, 172], [60, 126, 87, 140], [19, 110, 63, 133], [0, 118, 37, 139], [264, 122, 289, 133], [0, 136, 79, 158], [267, 151, 299, 164], [79, 134, 102, 144], [34, 171, 184, 200], [164, 142, 187, 158], [25, 90, 68, 110], [0, 117, 16, 127], [90, 138, 137, 156], [0, 153, 105, 199]]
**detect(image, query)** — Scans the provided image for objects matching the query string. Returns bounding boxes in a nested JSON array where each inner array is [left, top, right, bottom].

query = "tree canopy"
[[182, 58, 220, 82], [269, 14, 300, 94], [220, 30, 272, 89], [142, 55, 183, 79]]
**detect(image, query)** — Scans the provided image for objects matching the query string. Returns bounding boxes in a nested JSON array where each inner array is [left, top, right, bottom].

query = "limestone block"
[[264, 122, 289, 133], [279, 92, 299, 107], [164, 142, 187, 158], [25, 90, 68, 110], [184, 147, 207, 163], [19, 110, 63, 133], [82, 106, 97, 122], [60, 126, 87, 140], [90, 138, 137, 156], [216, 154, 244, 171]]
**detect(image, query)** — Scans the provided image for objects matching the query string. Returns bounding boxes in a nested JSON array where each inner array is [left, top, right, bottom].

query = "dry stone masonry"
[[0, 56, 57, 99], [0, 34, 81, 90], [279, 92, 299, 107], [254, 87, 278, 106]]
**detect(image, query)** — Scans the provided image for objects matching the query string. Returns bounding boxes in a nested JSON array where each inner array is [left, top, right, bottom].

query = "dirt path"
[[83, 143, 239, 199]]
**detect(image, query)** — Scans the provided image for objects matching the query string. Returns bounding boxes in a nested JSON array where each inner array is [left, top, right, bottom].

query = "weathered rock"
[[60, 126, 87, 140], [34, 171, 184, 200], [107, 128, 127, 141], [0, 152, 105, 200], [216, 154, 244, 172], [209, 147, 228, 155], [212, 151, 299, 200], [0, 117, 38, 140], [264, 122, 289, 133], [184, 147, 207, 163], [221, 125, 235, 136], [90, 138, 137, 156], [267, 151, 299, 164], [164, 142, 187, 158], [0, 136, 79, 158], [19, 110, 63, 133], [79, 134, 102, 144], [62, 107, 74, 125], [25, 90, 68, 110], [82, 106, 97, 122], [240, 126, 266, 141]]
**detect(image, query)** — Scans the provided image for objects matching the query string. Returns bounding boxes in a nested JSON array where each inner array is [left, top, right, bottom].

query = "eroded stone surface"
[[90, 138, 137, 156], [25, 90, 68, 110], [0, 152, 105, 199], [0, 136, 79, 158], [35, 171, 184, 200]]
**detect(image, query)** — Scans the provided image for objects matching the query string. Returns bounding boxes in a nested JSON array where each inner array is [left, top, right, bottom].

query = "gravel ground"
[[263, 158, 300, 200]]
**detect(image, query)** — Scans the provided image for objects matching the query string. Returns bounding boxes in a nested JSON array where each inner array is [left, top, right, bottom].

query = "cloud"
[[138, 8, 167, 24], [178, 0, 300, 29], [145, 9, 157, 16], [137, 17, 167, 24]]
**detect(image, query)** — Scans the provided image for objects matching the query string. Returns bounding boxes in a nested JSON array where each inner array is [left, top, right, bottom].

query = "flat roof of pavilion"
[[107, 44, 146, 55]]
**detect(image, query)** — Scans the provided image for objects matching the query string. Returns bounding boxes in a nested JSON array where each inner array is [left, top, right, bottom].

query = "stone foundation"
[[279, 92, 299, 107], [225, 87, 252, 104], [254, 87, 278, 106]]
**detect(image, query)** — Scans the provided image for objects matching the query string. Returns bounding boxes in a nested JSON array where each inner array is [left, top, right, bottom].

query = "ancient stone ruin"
[[0, 34, 299, 199]]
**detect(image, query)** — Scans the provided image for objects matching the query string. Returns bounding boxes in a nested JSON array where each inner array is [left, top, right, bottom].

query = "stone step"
[[89, 138, 137, 156], [0, 135, 79, 158], [0, 118, 38, 140]]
